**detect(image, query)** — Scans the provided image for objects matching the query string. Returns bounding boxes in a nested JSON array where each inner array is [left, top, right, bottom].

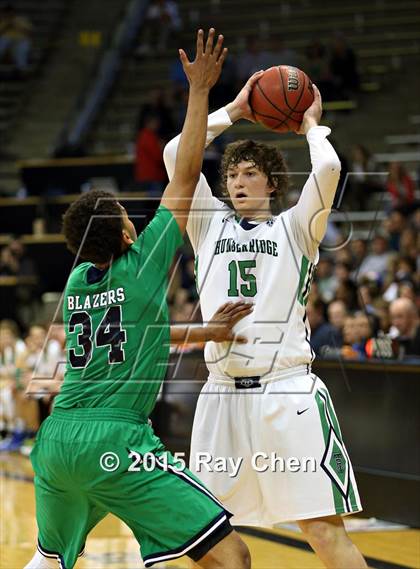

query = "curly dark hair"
[[62, 190, 123, 264], [219, 140, 289, 215]]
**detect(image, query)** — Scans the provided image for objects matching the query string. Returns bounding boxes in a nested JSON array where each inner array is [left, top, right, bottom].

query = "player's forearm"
[[175, 86, 209, 186], [170, 325, 213, 344], [225, 102, 243, 123], [291, 127, 341, 257], [301, 126, 340, 212], [163, 107, 232, 179]]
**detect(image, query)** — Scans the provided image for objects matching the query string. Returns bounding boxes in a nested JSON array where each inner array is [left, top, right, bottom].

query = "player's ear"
[[121, 229, 134, 247]]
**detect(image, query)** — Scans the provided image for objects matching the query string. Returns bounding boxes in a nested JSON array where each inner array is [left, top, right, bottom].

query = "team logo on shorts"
[[235, 376, 262, 389]]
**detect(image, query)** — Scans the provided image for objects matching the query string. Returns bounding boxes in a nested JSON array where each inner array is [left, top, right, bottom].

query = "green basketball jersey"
[[54, 205, 183, 418]]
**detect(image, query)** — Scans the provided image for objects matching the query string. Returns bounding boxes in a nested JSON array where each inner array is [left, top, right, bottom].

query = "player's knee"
[[198, 530, 250, 569], [298, 516, 344, 552]]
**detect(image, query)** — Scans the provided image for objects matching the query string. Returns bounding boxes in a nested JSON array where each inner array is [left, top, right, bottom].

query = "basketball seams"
[[253, 106, 302, 132], [253, 81, 291, 120], [253, 79, 304, 132]]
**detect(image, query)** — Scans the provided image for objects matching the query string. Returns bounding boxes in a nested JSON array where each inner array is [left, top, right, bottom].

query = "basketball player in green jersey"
[[23, 30, 251, 569]]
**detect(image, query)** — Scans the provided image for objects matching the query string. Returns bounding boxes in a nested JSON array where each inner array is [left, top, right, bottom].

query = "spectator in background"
[[15, 324, 64, 455], [335, 261, 353, 286], [0, 245, 18, 275], [7, 237, 37, 277], [180, 255, 199, 301], [137, 0, 182, 55], [335, 246, 353, 266], [412, 207, 420, 233], [134, 114, 167, 196], [263, 35, 300, 68], [0, 238, 39, 326], [327, 300, 347, 340], [357, 235, 394, 281], [0, 2, 32, 76], [315, 257, 337, 303], [389, 298, 420, 357], [170, 288, 195, 323], [341, 315, 362, 359], [383, 209, 406, 251], [136, 89, 175, 142], [306, 298, 341, 355], [398, 281, 417, 303], [387, 162, 416, 211], [383, 256, 416, 303], [329, 33, 359, 98], [335, 278, 359, 312], [373, 299, 391, 335], [170, 58, 188, 101], [353, 312, 372, 353], [347, 144, 381, 209], [0, 320, 25, 441], [350, 238, 367, 272], [210, 55, 238, 110], [304, 39, 335, 101], [399, 227, 418, 262], [237, 35, 269, 82]]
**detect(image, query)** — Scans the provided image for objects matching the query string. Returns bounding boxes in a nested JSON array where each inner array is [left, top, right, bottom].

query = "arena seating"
[[87, 0, 420, 164], [0, 0, 128, 196], [0, 0, 67, 187]]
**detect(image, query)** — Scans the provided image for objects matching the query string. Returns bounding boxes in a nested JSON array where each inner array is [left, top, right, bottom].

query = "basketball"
[[250, 65, 314, 133]]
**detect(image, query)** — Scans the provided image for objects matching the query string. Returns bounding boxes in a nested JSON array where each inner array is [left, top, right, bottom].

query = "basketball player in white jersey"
[[163, 72, 367, 568]]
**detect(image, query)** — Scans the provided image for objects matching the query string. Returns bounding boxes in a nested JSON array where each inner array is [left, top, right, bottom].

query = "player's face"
[[226, 161, 273, 219]]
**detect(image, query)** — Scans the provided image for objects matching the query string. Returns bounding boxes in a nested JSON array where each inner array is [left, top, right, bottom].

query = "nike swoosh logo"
[[297, 408, 309, 415]]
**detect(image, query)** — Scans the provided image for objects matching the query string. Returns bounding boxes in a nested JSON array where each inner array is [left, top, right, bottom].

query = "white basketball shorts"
[[189, 369, 362, 527]]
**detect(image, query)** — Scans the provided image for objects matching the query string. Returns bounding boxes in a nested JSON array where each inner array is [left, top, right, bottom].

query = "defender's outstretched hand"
[[225, 70, 265, 123], [179, 28, 227, 91], [296, 84, 323, 135], [206, 301, 253, 343]]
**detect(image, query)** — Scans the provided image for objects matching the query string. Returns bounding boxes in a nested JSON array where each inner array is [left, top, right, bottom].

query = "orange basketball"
[[250, 65, 314, 133]]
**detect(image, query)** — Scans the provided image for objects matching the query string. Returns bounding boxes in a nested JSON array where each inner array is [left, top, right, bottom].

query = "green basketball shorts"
[[31, 407, 232, 569]]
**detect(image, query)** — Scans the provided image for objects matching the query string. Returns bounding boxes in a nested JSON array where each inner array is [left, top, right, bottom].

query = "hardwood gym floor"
[[1, 455, 419, 569]]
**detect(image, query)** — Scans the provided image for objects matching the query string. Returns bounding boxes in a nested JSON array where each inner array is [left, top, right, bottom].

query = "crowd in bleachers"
[[307, 206, 420, 360], [0, 2, 33, 78], [0, 319, 64, 454], [132, 3, 368, 196]]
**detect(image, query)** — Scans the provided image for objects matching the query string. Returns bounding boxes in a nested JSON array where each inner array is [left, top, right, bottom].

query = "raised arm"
[[163, 71, 264, 180], [160, 29, 227, 234], [289, 86, 341, 260]]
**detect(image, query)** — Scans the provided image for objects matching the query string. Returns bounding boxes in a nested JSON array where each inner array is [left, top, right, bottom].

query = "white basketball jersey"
[[187, 181, 316, 379]]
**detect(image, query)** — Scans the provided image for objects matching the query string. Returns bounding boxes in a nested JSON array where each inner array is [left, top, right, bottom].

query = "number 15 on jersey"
[[228, 260, 257, 297]]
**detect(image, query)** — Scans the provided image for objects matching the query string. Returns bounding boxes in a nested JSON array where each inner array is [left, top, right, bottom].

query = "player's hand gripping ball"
[[250, 65, 314, 133]]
